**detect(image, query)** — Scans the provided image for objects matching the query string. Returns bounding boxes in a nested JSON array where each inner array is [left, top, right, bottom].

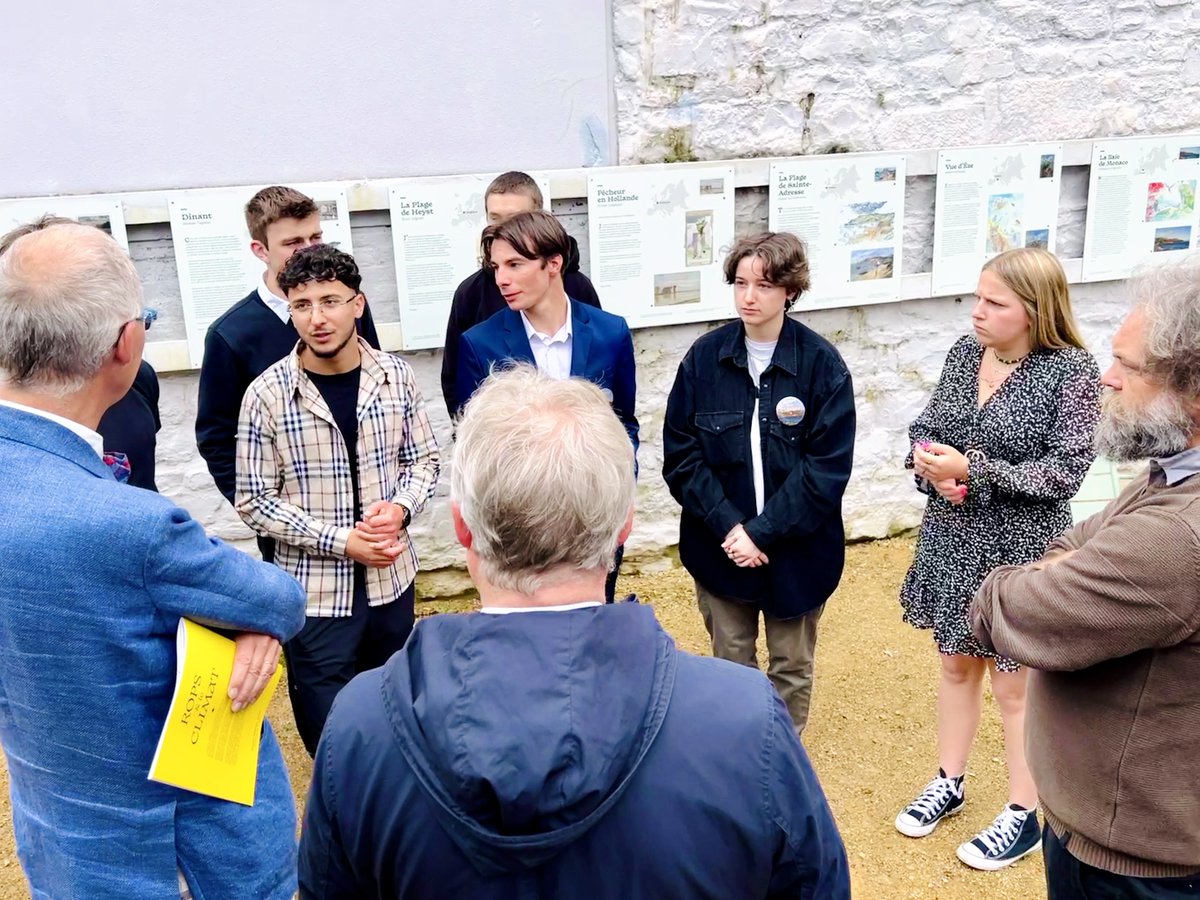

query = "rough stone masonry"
[[145, 0, 1200, 596]]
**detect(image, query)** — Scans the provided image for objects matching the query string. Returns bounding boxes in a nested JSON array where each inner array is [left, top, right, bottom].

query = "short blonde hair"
[[983, 248, 1085, 351], [452, 365, 635, 595]]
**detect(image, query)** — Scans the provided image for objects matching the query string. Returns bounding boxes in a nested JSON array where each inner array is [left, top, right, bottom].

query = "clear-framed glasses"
[[287, 294, 360, 316]]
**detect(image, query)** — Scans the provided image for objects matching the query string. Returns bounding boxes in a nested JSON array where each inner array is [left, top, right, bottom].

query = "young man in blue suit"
[[455, 210, 638, 601], [439, 171, 603, 419], [0, 222, 307, 899]]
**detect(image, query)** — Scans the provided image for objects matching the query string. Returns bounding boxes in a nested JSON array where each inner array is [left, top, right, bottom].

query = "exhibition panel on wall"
[[1082, 134, 1200, 282], [388, 173, 551, 350], [930, 144, 1064, 296], [769, 152, 907, 309], [586, 165, 736, 329], [1, 132, 1195, 372], [0, 196, 129, 250]]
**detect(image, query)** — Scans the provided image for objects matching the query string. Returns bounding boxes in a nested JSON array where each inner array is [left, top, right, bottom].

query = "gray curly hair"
[[1132, 252, 1200, 397]]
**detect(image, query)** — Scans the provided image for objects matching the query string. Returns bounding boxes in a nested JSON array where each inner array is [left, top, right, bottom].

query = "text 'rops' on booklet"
[[148, 618, 282, 806]]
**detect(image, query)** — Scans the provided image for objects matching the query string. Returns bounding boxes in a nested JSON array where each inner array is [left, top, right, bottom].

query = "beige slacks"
[[696, 581, 824, 737]]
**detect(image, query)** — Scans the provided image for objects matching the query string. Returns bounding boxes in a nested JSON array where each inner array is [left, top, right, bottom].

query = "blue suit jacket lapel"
[[569, 300, 592, 378], [500, 310, 536, 364]]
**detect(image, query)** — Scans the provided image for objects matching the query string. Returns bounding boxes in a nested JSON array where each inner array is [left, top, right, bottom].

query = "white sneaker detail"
[[894, 774, 964, 838]]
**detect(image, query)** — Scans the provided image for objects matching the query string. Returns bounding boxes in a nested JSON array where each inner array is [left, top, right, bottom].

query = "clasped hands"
[[912, 441, 970, 506], [226, 502, 409, 713], [346, 500, 410, 568], [723, 523, 769, 568]]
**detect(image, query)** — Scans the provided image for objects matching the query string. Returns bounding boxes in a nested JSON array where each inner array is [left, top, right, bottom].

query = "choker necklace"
[[993, 349, 1028, 366]]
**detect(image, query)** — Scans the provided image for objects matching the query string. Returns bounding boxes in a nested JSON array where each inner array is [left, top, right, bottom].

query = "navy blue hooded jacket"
[[298, 602, 848, 899]]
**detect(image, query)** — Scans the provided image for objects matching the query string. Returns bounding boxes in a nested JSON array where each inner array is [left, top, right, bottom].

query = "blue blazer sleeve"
[[612, 324, 639, 463], [454, 331, 489, 419], [144, 504, 307, 642]]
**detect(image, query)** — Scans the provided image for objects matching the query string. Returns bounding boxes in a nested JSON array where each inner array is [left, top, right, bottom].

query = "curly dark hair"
[[276, 244, 362, 296]]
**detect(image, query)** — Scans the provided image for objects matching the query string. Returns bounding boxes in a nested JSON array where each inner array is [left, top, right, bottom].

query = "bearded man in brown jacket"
[[972, 253, 1200, 899]]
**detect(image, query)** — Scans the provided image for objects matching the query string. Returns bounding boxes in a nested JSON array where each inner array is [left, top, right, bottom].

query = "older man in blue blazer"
[[0, 222, 307, 900], [454, 211, 638, 602]]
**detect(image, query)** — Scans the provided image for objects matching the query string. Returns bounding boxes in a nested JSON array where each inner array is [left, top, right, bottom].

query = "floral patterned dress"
[[899, 335, 1101, 669]]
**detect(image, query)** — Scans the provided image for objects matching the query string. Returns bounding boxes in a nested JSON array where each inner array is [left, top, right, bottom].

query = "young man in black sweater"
[[440, 171, 601, 418], [196, 187, 380, 558]]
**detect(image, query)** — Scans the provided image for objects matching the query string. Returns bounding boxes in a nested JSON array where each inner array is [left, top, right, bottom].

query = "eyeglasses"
[[113, 308, 157, 348], [287, 294, 360, 316]]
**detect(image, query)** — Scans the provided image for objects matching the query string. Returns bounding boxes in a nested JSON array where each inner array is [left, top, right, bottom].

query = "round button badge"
[[775, 396, 806, 426]]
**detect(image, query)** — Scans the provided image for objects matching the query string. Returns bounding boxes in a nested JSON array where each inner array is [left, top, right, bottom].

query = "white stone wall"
[[145, 0, 1200, 597], [613, 0, 1200, 163]]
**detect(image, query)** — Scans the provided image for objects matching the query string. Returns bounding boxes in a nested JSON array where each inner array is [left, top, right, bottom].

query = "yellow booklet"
[[148, 618, 282, 806]]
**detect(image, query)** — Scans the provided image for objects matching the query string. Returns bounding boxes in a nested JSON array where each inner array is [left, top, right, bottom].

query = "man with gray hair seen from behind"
[[299, 365, 849, 899], [972, 253, 1200, 898], [0, 216, 162, 491], [0, 222, 307, 899]]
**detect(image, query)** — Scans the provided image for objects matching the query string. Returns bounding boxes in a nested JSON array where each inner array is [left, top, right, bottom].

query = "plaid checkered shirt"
[[235, 339, 440, 617]]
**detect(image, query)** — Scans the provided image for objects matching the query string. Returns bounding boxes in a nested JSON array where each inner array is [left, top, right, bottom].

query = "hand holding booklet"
[[149, 618, 283, 806]]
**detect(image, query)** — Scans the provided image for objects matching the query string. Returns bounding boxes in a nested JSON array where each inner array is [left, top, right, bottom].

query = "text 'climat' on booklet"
[[148, 618, 282, 806]]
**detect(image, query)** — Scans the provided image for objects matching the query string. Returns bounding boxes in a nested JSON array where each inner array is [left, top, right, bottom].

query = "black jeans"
[[1045, 823, 1200, 899], [283, 581, 415, 756]]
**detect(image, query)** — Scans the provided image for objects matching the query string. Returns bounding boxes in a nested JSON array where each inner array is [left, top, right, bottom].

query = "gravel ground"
[[0, 537, 1045, 898]]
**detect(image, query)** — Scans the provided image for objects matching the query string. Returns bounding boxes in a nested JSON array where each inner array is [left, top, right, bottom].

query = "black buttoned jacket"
[[663, 316, 856, 619]]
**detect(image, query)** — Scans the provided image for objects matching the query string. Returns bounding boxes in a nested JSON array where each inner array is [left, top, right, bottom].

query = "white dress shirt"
[[520, 302, 573, 380], [480, 601, 603, 615], [257, 279, 292, 324]]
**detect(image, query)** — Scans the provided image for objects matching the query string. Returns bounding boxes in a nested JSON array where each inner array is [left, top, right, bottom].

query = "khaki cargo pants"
[[696, 582, 824, 738]]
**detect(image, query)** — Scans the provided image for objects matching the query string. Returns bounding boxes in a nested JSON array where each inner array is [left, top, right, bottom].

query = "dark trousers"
[[604, 544, 626, 604], [1045, 823, 1200, 899], [283, 582, 415, 756]]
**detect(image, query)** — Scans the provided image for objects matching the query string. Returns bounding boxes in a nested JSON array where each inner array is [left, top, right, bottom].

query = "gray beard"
[[1094, 389, 1194, 461]]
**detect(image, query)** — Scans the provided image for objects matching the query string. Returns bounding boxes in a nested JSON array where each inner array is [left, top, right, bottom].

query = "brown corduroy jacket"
[[972, 468, 1200, 878]]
